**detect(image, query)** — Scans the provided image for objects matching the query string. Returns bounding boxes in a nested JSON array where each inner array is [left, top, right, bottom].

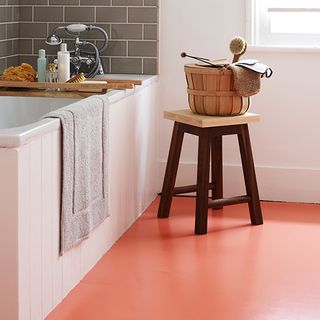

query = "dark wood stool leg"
[[211, 135, 223, 208], [237, 124, 263, 225], [195, 129, 211, 234], [158, 122, 185, 218]]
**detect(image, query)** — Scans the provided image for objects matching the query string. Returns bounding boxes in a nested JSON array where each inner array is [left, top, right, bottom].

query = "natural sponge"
[[1, 63, 37, 82]]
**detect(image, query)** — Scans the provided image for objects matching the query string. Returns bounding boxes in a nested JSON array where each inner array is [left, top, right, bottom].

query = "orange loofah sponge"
[[1, 63, 37, 82]]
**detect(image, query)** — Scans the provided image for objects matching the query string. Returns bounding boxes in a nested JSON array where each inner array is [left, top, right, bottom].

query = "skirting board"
[[158, 161, 320, 204]]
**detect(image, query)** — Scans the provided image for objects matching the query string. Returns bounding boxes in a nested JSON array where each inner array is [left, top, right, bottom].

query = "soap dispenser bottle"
[[37, 49, 47, 82], [57, 43, 70, 82]]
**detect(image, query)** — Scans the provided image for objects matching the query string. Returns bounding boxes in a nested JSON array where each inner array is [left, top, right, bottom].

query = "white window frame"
[[247, 0, 320, 47]]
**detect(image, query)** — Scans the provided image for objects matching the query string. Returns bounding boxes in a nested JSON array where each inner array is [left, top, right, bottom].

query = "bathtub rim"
[[0, 118, 61, 148], [0, 75, 158, 148]]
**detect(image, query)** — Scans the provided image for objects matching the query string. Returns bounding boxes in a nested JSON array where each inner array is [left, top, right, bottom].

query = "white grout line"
[[126, 6, 128, 23], [0, 37, 20, 42], [0, 20, 91, 24], [0, 5, 156, 7], [4, 23, 8, 40], [18, 53, 155, 59], [12, 37, 158, 45], [0, 53, 19, 59]]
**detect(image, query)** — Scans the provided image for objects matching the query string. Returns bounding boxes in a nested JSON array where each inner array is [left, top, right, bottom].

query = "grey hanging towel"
[[43, 95, 109, 254]]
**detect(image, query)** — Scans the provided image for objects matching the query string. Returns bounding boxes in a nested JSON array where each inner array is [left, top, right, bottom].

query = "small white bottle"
[[57, 43, 70, 82], [37, 49, 47, 82]]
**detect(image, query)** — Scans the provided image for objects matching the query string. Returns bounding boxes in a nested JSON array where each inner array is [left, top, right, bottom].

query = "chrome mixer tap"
[[46, 24, 109, 78]]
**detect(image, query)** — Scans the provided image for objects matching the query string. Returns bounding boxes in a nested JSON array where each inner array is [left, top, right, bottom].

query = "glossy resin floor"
[[47, 197, 320, 320]]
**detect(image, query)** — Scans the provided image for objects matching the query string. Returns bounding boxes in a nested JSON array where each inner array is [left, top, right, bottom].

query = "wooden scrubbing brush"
[[229, 36, 247, 63], [66, 72, 86, 83]]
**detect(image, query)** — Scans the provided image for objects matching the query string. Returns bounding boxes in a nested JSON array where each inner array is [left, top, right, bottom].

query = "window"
[[247, 0, 320, 47]]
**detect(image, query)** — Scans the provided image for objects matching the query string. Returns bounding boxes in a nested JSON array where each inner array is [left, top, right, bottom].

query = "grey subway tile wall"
[[111, 57, 142, 74], [144, 24, 157, 40], [0, 1, 19, 69], [111, 24, 142, 40], [96, 7, 127, 23], [0, 0, 159, 74], [128, 7, 157, 23]]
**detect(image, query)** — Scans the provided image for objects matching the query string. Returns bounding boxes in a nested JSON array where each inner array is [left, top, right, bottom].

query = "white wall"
[[158, 0, 320, 203]]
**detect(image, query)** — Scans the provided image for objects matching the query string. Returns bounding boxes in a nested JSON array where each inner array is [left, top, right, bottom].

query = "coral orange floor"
[[47, 197, 320, 320]]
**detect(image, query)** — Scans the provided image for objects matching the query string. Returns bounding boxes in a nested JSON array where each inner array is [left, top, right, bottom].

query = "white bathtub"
[[0, 76, 159, 320], [0, 96, 79, 147]]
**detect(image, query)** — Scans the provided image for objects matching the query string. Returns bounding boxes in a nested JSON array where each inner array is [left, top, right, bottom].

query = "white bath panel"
[[41, 133, 54, 317], [29, 139, 44, 320], [0, 78, 159, 320], [0, 148, 19, 320], [51, 130, 63, 310], [18, 145, 31, 320]]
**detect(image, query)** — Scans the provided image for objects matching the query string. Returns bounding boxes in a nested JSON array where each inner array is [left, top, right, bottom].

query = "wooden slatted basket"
[[184, 64, 250, 116]]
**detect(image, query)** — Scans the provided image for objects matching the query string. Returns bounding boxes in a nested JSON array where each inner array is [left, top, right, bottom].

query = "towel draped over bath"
[[43, 95, 109, 254]]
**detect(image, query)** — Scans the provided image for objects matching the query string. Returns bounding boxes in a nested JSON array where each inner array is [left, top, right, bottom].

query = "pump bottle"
[[57, 43, 70, 82]]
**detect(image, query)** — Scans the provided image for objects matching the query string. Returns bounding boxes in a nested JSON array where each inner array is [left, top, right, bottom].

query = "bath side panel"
[[79, 83, 159, 275], [18, 129, 64, 320], [18, 143, 31, 320], [9, 80, 159, 319], [51, 130, 64, 310], [0, 148, 19, 320]]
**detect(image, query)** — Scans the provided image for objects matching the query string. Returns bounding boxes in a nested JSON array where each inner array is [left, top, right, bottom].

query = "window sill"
[[247, 45, 320, 53]]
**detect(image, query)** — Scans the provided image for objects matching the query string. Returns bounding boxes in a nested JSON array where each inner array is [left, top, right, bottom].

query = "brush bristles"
[[66, 73, 86, 83], [229, 37, 246, 55], [181, 52, 187, 58]]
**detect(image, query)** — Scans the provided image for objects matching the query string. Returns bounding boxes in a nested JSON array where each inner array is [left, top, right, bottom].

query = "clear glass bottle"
[[46, 63, 58, 83]]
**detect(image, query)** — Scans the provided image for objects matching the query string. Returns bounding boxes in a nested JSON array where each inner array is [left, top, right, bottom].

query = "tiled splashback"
[[0, 0, 19, 71], [1, 0, 159, 74]]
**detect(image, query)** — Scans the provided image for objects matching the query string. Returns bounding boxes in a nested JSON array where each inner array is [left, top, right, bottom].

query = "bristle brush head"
[[229, 36, 246, 55], [66, 72, 86, 83], [181, 52, 187, 58]]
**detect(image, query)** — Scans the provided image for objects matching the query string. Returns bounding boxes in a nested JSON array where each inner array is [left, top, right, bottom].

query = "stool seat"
[[158, 109, 263, 234], [164, 109, 260, 128]]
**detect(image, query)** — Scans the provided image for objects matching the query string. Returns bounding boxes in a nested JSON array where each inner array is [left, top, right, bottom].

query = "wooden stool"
[[158, 109, 263, 234]]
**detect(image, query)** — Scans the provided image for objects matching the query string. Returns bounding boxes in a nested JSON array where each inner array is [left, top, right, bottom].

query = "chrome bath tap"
[[46, 24, 109, 78]]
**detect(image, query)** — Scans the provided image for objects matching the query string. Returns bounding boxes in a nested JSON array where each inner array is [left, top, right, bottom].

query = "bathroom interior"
[[1, 0, 320, 319]]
